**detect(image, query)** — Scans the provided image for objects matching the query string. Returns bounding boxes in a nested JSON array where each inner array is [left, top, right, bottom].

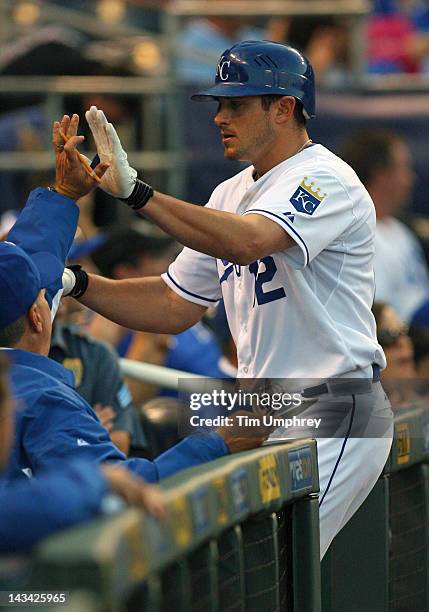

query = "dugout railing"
[[0, 75, 187, 198], [321, 403, 429, 612], [10, 439, 320, 612]]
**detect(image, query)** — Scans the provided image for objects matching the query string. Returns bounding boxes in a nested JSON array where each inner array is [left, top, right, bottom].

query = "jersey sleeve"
[[244, 171, 355, 269], [162, 246, 222, 307]]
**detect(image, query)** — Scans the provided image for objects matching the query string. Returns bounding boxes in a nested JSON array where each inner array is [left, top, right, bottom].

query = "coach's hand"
[[85, 105, 137, 198], [53, 114, 109, 201], [217, 410, 272, 453], [94, 403, 116, 432], [102, 464, 165, 521]]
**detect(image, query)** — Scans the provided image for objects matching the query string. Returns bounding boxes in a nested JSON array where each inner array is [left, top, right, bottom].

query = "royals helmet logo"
[[289, 177, 327, 215], [216, 56, 231, 81]]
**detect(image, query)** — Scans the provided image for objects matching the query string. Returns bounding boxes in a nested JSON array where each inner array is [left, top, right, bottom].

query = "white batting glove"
[[85, 105, 137, 199]]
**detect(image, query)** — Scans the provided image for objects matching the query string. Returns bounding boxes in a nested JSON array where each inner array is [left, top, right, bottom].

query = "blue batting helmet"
[[191, 40, 316, 119]]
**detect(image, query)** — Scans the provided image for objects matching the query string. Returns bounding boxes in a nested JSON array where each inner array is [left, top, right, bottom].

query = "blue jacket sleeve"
[[7, 187, 79, 306], [123, 432, 229, 483], [23, 391, 127, 473], [24, 390, 228, 483], [7, 187, 78, 260], [0, 461, 107, 554]]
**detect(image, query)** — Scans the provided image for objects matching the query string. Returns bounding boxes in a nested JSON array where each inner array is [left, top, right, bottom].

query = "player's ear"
[[274, 96, 296, 124]]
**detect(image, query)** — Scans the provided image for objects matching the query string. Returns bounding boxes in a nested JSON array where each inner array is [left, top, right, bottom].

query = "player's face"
[[213, 96, 277, 163]]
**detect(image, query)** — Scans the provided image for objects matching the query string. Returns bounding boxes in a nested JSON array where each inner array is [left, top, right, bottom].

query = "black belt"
[[302, 364, 381, 399]]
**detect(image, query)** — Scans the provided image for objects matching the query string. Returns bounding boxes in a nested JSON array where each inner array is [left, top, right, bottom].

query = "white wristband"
[[62, 268, 76, 296]]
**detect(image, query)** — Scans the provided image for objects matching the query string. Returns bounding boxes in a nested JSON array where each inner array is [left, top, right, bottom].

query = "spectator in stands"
[[89, 225, 225, 405], [286, 15, 352, 86], [373, 301, 416, 406], [373, 302, 415, 381], [341, 129, 429, 322], [0, 353, 166, 554], [176, 3, 288, 85], [205, 300, 238, 378], [0, 115, 268, 486], [367, 0, 429, 74], [50, 297, 147, 456], [409, 326, 429, 383], [88, 223, 176, 350], [409, 301, 429, 388], [409, 0, 429, 72]]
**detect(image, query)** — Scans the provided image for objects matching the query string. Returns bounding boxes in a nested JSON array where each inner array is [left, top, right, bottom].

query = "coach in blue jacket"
[[0, 115, 264, 488], [0, 353, 167, 553], [0, 241, 233, 483]]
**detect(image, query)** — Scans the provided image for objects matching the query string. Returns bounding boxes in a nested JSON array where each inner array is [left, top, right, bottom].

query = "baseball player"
[[63, 41, 393, 558]]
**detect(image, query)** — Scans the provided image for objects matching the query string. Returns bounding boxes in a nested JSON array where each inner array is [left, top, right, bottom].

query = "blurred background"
[[0, 0, 428, 217], [3, 7, 429, 605], [2, 0, 429, 418]]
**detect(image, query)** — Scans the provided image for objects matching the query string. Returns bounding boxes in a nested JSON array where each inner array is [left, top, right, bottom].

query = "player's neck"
[[252, 131, 312, 180]]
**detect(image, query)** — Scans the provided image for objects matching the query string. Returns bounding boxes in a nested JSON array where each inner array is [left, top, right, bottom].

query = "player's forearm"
[[79, 274, 189, 334], [142, 191, 257, 265]]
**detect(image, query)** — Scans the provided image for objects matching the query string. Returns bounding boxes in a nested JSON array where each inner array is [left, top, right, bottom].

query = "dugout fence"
[[3, 364, 429, 611], [322, 404, 429, 612], [9, 439, 320, 612]]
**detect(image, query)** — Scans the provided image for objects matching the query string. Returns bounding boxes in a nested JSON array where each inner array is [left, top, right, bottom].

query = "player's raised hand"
[[85, 105, 137, 198], [52, 114, 110, 201]]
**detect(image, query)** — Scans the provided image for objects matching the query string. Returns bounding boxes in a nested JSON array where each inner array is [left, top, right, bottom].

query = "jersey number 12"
[[249, 257, 286, 306]]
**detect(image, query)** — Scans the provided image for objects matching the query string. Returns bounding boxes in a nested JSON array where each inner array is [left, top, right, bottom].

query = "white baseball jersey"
[[374, 217, 429, 323], [162, 144, 385, 379]]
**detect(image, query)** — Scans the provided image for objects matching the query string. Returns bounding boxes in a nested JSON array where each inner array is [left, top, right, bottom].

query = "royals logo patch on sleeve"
[[289, 177, 327, 215]]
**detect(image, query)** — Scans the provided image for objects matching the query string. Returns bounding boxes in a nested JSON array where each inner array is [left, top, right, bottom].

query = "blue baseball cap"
[[0, 241, 64, 329]]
